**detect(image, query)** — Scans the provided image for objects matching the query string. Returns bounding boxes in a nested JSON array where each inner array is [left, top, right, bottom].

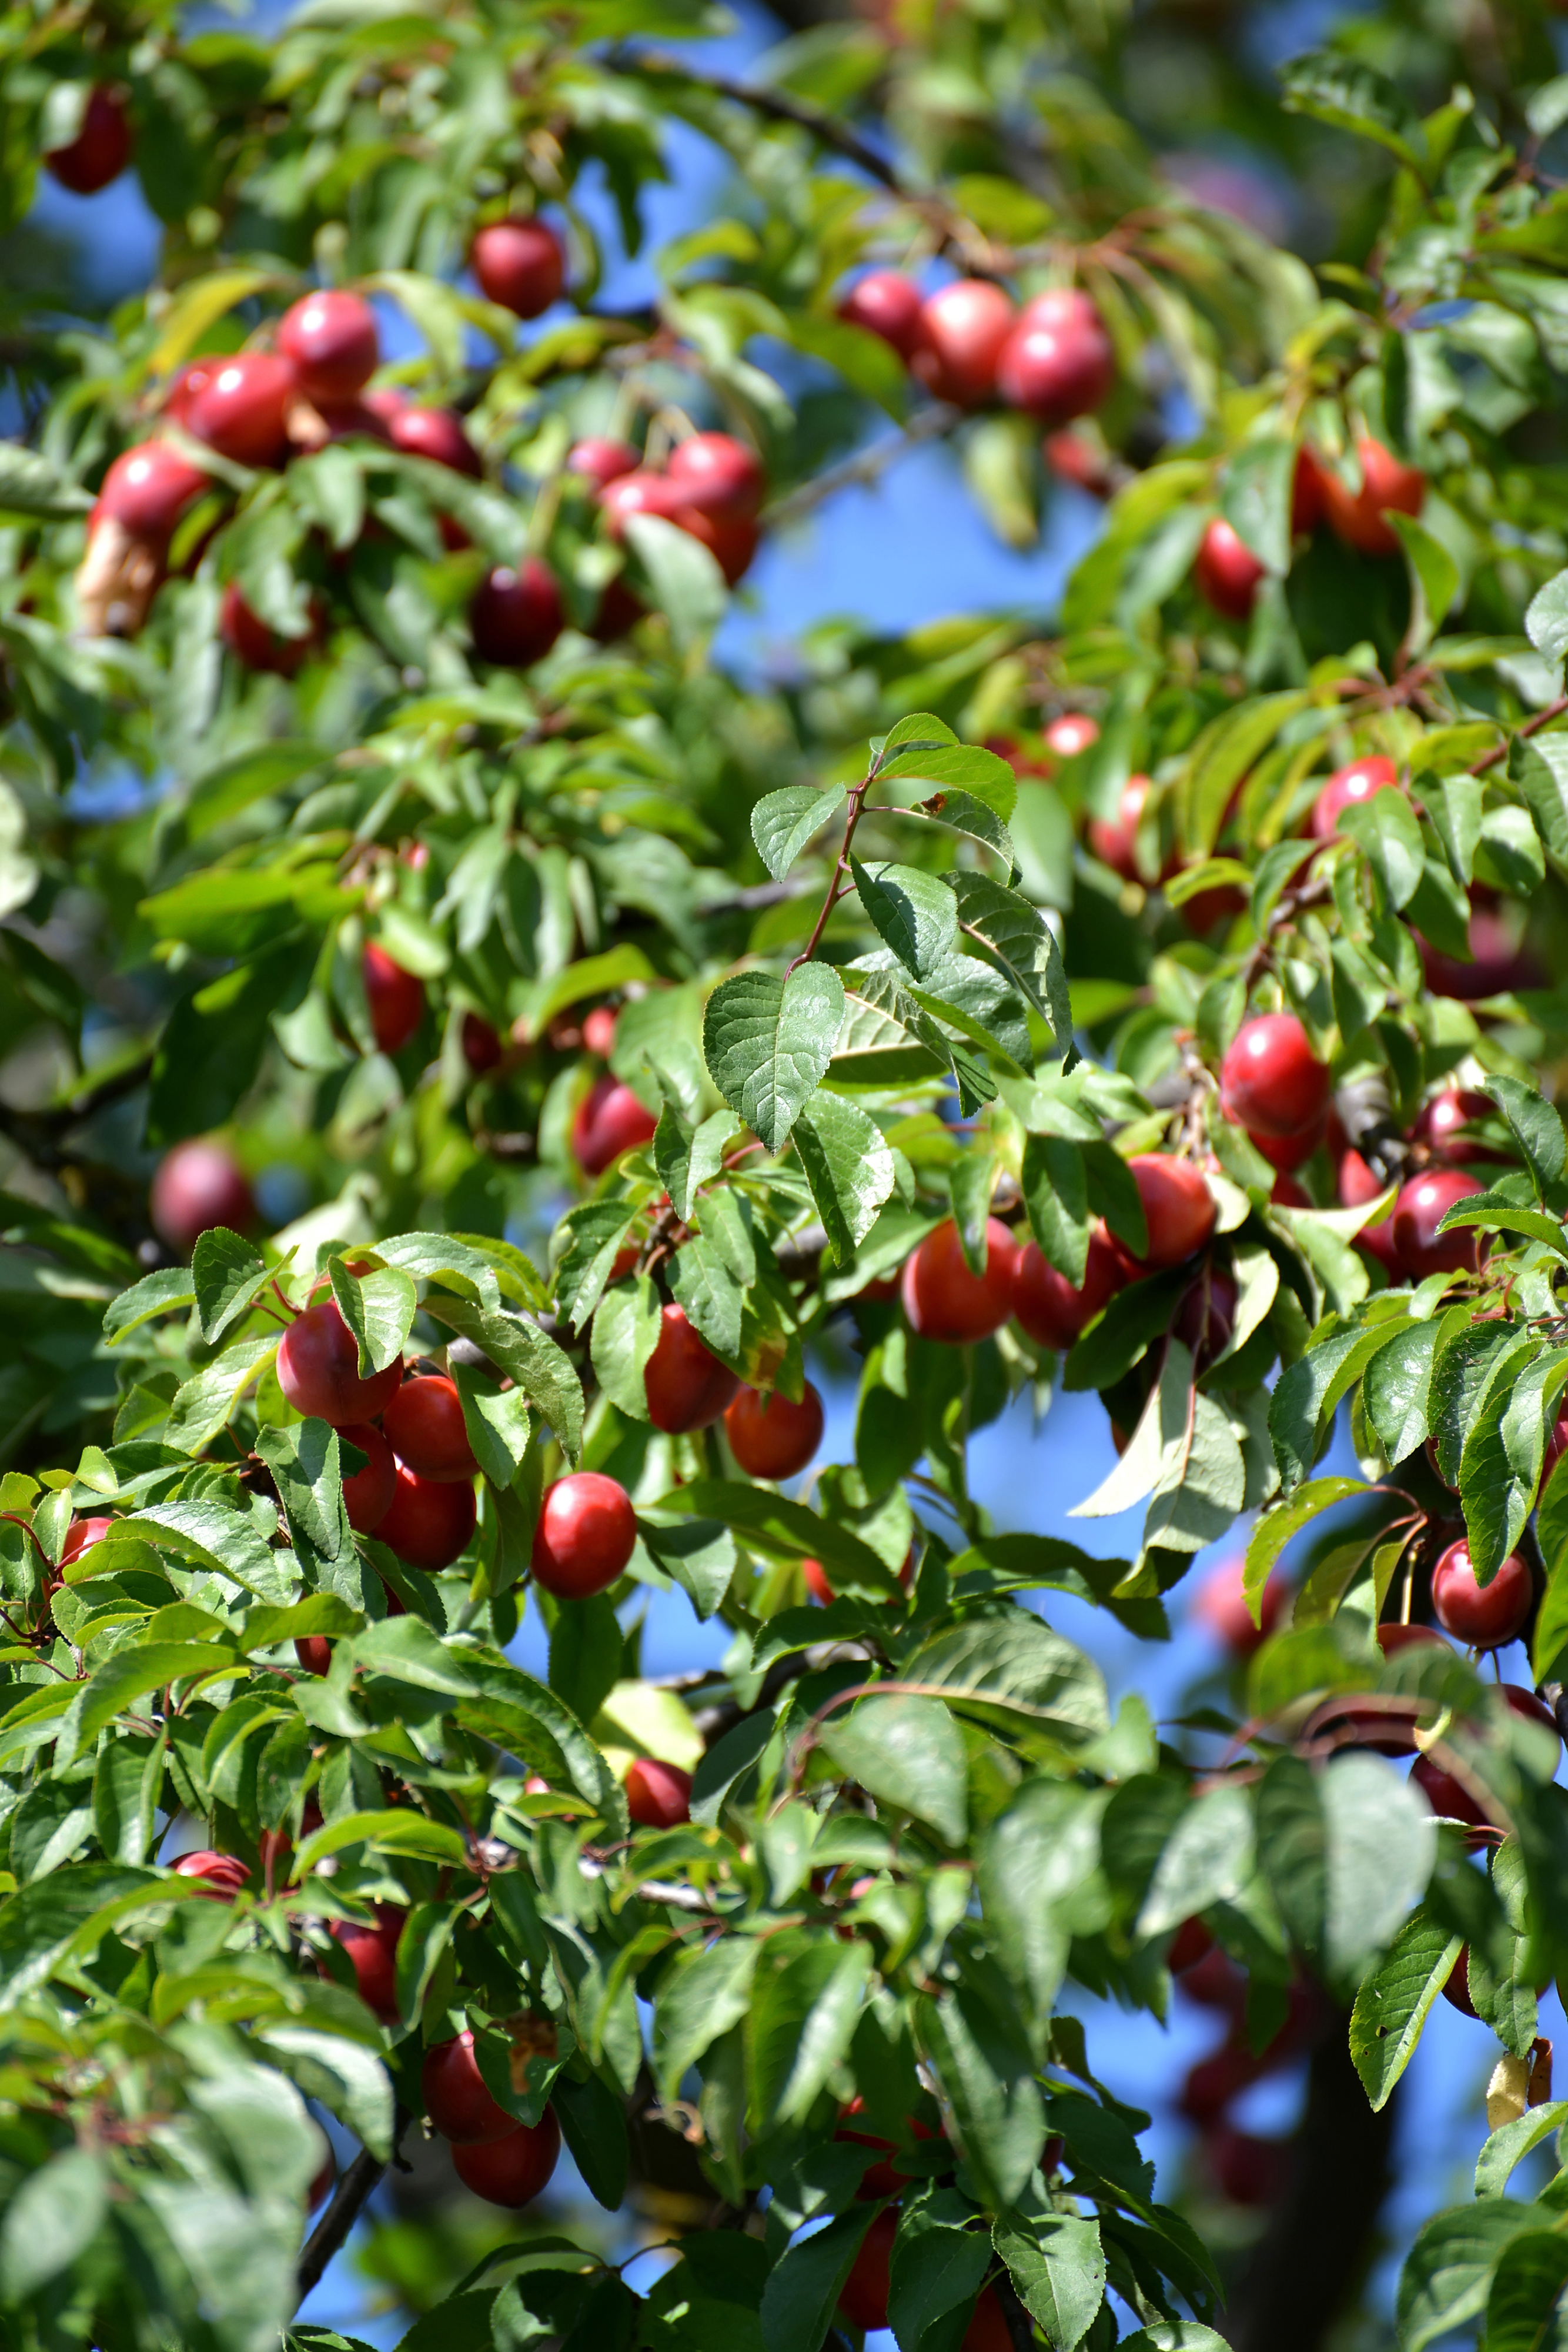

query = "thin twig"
[[763, 402, 961, 533], [603, 45, 904, 193], [1472, 691, 1568, 776], [295, 2122, 402, 2308]]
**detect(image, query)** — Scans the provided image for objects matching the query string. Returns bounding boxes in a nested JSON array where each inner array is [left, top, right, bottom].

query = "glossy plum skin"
[[339, 1422, 396, 1531], [276, 1301, 404, 1426], [724, 1382, 825, 1478], [1219, 1014, 1330, 1139], [470, 219, 566, 318], [173, 1850, 251, 1897], [363, 942, 424, 1054], [183, 353, 297, 467], [1118, 1157, 1216, 1272], [570, 1075, 658, 1175], [385, 401, 482, 478], [376, 1464, 476, 1571], [1195, 1555, 1289, 1656], [838, 269, 925, 359], [330, 1909, 406, 2020], [911, 280, 1015, 406], [530, 1473, 637, 1599], [644, 1303, 740, 1432], [900, 1217, 1018, 1343], [1310, 754, 1399, 840], [382, 1375, 478, 1481], [1087, 774, 1164, 882], [624, 1758, 693, 1827], [45, 87, 133, 193], [1390, 1170, 1484, 1281], [62, 1516, 115, 1564], [469, 560, 564, 667], [149, 1140, 254, 1255], [423, 2032, 516, 2144], [1412, 1088, 1507, 1165], [278, 290, 379, 403], [567, 437, 640, 489], [995, 288, 1115, 425], [666, 432, 765, 519], [1430, 1538, 1532, 1649], [98, 443, 209, 540], [1194, 518, 1264, 620], [1011, 1227, 1125, 1349], [452, 2110, 561, 2206], [1410, 1750, 1497, 1840], [1320, 436, 1426, 556]]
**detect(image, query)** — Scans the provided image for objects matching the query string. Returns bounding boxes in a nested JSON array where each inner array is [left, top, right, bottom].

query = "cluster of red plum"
[[836, 265, 1425, 616], [73, 202, 767, 654], [162, 1839, 563, 2209]]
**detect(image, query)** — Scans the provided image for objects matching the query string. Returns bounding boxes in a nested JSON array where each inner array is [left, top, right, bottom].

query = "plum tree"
[[11, 2, 1568, 2346]]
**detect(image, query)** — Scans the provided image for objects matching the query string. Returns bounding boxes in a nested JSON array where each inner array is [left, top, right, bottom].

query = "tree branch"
[[992, 2272, 1036, 2351], [603, 45, 904, 193], [763, 401, 960, 532], [295, 2121, 402, 2310]]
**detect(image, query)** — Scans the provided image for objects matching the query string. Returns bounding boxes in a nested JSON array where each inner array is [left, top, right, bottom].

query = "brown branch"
[[295, 2119, 403, 2309], [1470, 690, 1568, 776], [603, 45, 904, 193], [787, 768, 877, 976], [763, 400, 962, 532]]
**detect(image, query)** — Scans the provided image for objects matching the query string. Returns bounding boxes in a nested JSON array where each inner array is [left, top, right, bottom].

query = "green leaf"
[[653, 1937, 760, 2102], [655, 1105, 734, 1223], [946, 871, 1075, 1060], [1485, 1074, 1568, 1206], [423, 1297, 583, 1465], [549, 1593, 623, 1729], [1526, 566, 1568, 674], [905, 1616, 1109, 1743], [915, 1985, 1047, 2209], [1279, 48, 1426, 172], [0, 2147, 107, 2300], [1271, 1326, 1402, 1491], [820, 1695, 968, 1844], [165, 1333, 278, 1454], [1137, 1784, 1256, 1935], [1388, 512, 1460, 650], [1220, 438, 1293, 575], [1476, 2102, 1568, 2198], [1485, 2230, 1568, 2352], [993, 2210, 1106, 2352], [1115, 2331, 1231, 2352], [751, 785, 847, 882], [668, 1235, 744, 1361], [589, 1278, 661, 1422], [451, 1362, 531, 1490], [1338, 787, 1426, 910], [1460, 1345, 1564, 1585], [878, 743, 1018, 822], [255, 1420, 352, 1571], [794, 1093, 897, 1258], [1244, 1476, 1366, 1620], [1021, 1132, 1089, 1285], [851, 857, 960, 979], [1321, 1752, 1436, 1986], [888, 2192, 994, 2350], [190, 1228, 273, 1346], [1349, 1910, 1462, 2112], [103, 1266, 198, 1345], [637, 1514, 736, 1619], [703, 964, 846, 1152], [760, 2206, 875, 2352], [61, 1643, 242, 1763], [979, 1784, 1098, 2034], [1397, 2204, 1542, 2352], [0, 445, 93, 522], [259, 2024, 395, 2161], [750, 1933, 874, 2127], [624, 512, 727, 649], [327, 1257, 417, 1378]]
